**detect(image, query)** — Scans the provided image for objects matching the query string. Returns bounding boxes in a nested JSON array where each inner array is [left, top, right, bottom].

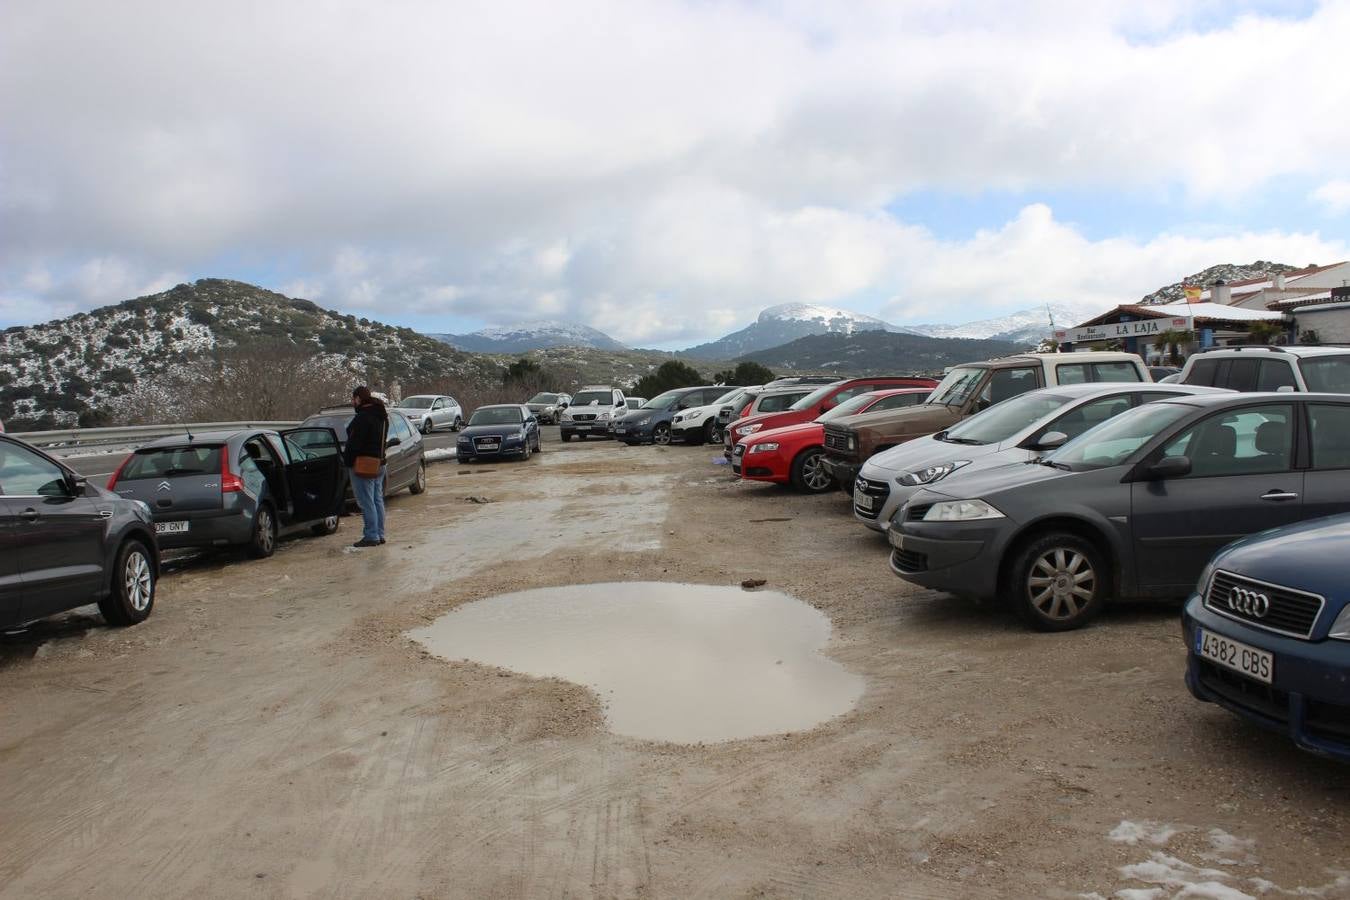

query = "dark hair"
[[352, 385, 384, 408]]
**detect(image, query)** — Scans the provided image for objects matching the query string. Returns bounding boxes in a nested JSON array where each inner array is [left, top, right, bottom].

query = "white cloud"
[[1, 0, 1347, 341], [1310, 179, 1350, 215]]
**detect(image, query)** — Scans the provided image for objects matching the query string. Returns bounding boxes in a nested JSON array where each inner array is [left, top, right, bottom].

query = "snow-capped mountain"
[[432, 321, 628, 353], [682, 303, 908, 359], [904, 302, 1109, 345]]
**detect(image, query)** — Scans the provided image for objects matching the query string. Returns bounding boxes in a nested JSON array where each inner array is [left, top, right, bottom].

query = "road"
[[3, 437, 1349, 898]]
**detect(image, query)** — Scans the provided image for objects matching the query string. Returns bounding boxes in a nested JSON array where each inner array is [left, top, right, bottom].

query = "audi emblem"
[[1227, 586, 1271, 618]]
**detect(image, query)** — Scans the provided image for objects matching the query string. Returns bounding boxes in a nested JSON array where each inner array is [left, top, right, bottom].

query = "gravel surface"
[[2, 437, 1348, 899]]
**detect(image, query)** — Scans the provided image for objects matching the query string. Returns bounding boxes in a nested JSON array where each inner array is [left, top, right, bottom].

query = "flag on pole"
[[1183, 285, 1202, 304]]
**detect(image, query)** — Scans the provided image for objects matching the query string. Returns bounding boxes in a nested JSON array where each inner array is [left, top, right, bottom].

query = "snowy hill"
[[433, 321, 627, 353], [903, 303, 1107, 345], [682, 303, 909, 359], [1138, 261, 1296, 306]]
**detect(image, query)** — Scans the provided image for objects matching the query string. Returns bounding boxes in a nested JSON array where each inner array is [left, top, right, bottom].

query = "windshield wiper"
[[1035, 457, 1071, 471], [941, 436, 985, 445]]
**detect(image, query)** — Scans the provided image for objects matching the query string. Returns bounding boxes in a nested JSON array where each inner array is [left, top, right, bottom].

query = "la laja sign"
[[1056, 316, 1192, 344]]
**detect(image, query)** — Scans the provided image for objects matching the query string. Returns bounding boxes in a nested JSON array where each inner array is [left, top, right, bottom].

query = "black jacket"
[[344, 403, 388, 467]]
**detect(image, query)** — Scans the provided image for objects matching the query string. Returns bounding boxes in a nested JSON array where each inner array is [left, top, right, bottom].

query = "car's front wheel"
[[311, 514, 340, 536], [790, 447, 834, 493], [248, 504, 277, 559], [1007, 533, 1108, 631], [652, 423, 672, 445], [409, 461, 427, 493], [98, 539, 155, 626], [452, 416, 463, 431]]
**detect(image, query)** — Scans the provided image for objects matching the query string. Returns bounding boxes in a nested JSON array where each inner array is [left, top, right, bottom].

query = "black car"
[[108, 427, 346, 558], [300, 408, 428, 497], [1, 435, 159, 630], [888, 392, 1350, 630], [456, 405, 542, 462]]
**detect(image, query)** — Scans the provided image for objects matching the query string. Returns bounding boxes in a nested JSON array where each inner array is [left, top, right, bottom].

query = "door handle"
[[1260, 490, 1299, 502], [21, 507, 38, 522]]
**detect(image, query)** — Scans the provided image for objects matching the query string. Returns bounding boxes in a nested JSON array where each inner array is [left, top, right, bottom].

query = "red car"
[[723, 376, 937, 460], [734, 389, 932, 491]]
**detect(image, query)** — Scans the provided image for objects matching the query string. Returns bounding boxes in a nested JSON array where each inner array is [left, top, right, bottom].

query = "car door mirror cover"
[[1036, 431, 1070, 451], [1148, 455, 1191, 479]]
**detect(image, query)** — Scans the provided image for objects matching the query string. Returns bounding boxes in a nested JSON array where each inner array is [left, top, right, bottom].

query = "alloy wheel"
[[653, 424, 671, 445], [258, 509, 275, 553], [802, 452, 832, 491], [1027, 548, 1096, 621], [124, 550, 153, 611]]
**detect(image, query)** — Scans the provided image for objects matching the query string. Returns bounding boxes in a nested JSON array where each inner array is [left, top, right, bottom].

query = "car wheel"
[[652, 423, 672, 445], [311, 514, 340, 537], [709, 423, 724, 444], [248, 504, 277, 559], [420, 419, 433, 435], [409, 461, 427, 494], [521, 440, 532, 461], [98, 539, 155, 626], [790, 447, 834, 493], [1008, 533, 1108, 631], [452, 416, 463, 431]]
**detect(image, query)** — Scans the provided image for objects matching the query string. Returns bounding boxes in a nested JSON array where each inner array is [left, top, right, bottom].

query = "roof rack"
[[1189, 345, 1288, 355]]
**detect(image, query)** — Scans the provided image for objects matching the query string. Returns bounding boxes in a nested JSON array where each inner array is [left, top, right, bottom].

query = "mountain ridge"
[[433, 320, 628, 353]]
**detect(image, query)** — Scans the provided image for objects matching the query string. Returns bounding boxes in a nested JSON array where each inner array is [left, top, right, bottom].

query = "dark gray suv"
[[888, 392, 1350, 630], [2, 435, 159, 630]]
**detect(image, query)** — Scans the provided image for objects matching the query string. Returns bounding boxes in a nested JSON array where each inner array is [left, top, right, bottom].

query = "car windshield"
[[1300, 355, 1350, 393], [644, 390, 687, 410], [928, 366, 987, 406], [572, 391, 612, 406], [943, 391, 1076, 445], [303, 414, 352, 431], [529, 392, 559, 403], [720, 388, 750, 408], [470, 407, 524, 426], [711, 387, 741, 405], [818, 392, 886, 422], [1046, 402, 1193, 470], [398, 397, 434, 409], [122, 445, 223, 480], [789, 384, 843, 411]]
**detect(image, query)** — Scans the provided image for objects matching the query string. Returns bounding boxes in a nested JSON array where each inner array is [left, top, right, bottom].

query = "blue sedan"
[[1183, 513, 1350, 762], [456, 405, 541, 463]]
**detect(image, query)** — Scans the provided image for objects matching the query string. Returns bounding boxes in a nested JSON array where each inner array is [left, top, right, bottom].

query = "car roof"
[[140, 429, 253, 448], [475, 403, 525, 410], [1188, 345, 1350, 359], [1147, 390, 1350, 410]]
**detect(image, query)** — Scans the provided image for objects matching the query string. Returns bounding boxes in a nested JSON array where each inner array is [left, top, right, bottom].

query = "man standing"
[[344, 386, 388, 548]]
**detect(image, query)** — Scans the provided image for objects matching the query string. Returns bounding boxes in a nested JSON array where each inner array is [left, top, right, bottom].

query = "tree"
[[712, 361, 776, 385], [633, 360, 704, 398], [1152, 329, 1195, 366], [1246, 320, 1285, 345], [1299, 328, 1322, 346], [502, 358, 541, 385]]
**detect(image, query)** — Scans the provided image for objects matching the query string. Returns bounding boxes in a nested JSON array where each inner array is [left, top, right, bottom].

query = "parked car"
[[1179, 345, 1350, 392], [669, 386, 746, 444], [708, 386, 762, 443], [300, 408, 428, 498], [1, 435, 159, 630], [1149, 366, 1180, 381], [560, 386, 627, 441], [853, 383, 1225, 530], [887, 391, 1350, 631], [613, 386, 731, 445], [390, 394, 464, 434], [107, 427, 346, 559], [727, 376, 939, 461], [820, 352, 1149, 490], [1182, 513, 1350, 762], [456, 405, 542, 462], [525, 392, 571, 425], [736, 389, 932, 492], [625, 397, 647, 410]]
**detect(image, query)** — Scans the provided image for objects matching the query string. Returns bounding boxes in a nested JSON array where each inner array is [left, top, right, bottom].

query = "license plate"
[[1196, 627, 1273, 685], [854, 490, 874, 511], [614, 427, 626, 434], [155, 521, 189, 534], [479, 442, 500, 450], [887, 529, 906, 550], [576, 425, 591, 431]]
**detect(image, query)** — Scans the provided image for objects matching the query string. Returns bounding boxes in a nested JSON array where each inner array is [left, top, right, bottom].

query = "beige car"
[[819, 352, 1149, 490]]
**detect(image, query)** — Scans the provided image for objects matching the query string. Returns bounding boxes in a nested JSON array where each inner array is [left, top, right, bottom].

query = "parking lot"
[[2, 435, 1348, 899]]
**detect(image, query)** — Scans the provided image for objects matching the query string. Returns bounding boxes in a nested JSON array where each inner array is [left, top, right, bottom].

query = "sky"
[[2, 0, 1348, 350]]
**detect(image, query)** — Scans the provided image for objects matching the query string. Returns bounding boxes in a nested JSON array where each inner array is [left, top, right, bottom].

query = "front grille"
[[473, 438, 502, 453], [572, 414, 596, 422], [853, 476, 889, 520], [733, 444, 745, 459], [1197, 660, 1288, 722], [823, 426, 853, 455], [1204, 571, 1324, 639], [892, 548, 927, 572], [906, 503, 933, 521]]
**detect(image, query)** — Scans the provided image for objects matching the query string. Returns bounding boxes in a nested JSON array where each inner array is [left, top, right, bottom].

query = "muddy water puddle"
[[409, 582, 863, 743]]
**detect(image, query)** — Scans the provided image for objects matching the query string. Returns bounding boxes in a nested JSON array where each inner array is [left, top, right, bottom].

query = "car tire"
[[452, 416, 463, 431], [420, 419, 433, 435], [98, 539, 155, 626], [409, 461, 427, 494], [652, 423, 672, 446], [521, 440, 532, 461], [1007, 533, 1108, 631], [709, 423, 724, 444], [790, 447, 834, 493], [248, 504, 277, 559], [702, 420, 718, 445], [311, 514, 340, 537]]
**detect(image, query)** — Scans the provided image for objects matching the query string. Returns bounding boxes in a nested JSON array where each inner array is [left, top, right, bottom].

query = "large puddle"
[[409, 582, 864, 743]]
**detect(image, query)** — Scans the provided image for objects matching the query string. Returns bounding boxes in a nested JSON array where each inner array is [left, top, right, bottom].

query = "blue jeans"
[[351, 469, 386, 542]]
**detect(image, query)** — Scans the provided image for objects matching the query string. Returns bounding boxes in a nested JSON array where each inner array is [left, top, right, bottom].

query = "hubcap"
[[124, 551, 152, 611], [324, 515, 338, 531], [259, 510, 274, 551], [1028, 548, 1096, 620], [803, 453, 832, 490], [654, 426, 670, 445], [417, 465, 426, 487]]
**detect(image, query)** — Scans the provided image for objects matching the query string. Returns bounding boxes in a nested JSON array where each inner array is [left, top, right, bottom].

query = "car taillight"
[[738, 402, 751, 418], [106, 455, 131, 490], [220, 452, 243, 493]]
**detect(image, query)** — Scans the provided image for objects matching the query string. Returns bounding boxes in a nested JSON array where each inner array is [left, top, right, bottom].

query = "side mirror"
[[1277, 385, 1296, 393], [386, 437, 402, 448], [67, 473, 88, 494], [1147, 455, 1191, 479], [1035, 431, 1069, 451]]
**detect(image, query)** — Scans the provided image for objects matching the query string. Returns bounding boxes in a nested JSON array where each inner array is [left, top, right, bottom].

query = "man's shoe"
[[353, 539, 380, 548], [378, 539, 386, 545]]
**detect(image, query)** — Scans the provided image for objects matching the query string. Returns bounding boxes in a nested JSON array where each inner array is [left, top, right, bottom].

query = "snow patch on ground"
[[423, 448, 456, 462], [1111, 821, 1182, 846]]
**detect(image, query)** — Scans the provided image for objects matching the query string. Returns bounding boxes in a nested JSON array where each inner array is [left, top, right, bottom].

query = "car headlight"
[[922, 499, 1005, 522], [747, 442, 779, 454], [1329, 605, 1350, 641], [598, 411, 610, 420], [735, 423, 763, 437], [848, 436, 856, 450], [636, 417, 651, 427], [898, 460, 971, 487]]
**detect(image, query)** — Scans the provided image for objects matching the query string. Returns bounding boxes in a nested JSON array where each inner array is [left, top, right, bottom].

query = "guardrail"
[[16, 422, 300, 456]]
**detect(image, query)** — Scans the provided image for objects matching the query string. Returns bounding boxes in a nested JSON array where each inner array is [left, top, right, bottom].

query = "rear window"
[[122, 445, 222, 480], [1300, 355, 1350, 393], [1185, 359, 1220, 387]]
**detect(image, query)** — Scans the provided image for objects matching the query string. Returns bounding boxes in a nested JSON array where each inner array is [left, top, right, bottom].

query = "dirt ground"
[[2, 438, 1348, 899]]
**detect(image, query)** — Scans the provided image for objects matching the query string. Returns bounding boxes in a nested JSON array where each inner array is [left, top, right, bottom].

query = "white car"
[[391, 394, 464, 434], [853, 382, 1226, 531], [670, 386, 746, 445], [560, 385, 627, 441]]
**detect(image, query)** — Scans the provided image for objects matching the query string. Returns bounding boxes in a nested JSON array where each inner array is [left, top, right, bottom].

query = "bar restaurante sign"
[[1055, 315, 1192, 344]]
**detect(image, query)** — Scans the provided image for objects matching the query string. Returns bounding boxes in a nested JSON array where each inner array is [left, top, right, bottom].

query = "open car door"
[[279, 427, 345, 523]]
